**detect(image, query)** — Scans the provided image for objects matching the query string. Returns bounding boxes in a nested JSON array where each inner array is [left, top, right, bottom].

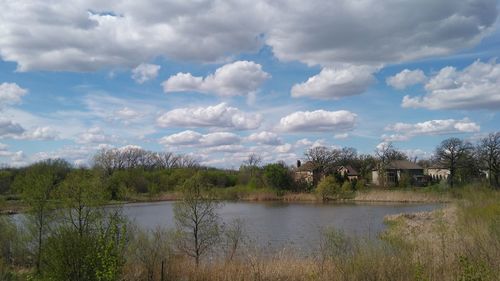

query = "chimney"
[[297, 160, 301, 168]]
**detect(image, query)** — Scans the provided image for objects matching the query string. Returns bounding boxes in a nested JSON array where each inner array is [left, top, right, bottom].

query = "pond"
[[121, 201, 442, 252]]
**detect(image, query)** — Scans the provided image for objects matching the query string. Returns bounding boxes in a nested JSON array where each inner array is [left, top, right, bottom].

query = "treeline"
[[1, 132, 499, 202]]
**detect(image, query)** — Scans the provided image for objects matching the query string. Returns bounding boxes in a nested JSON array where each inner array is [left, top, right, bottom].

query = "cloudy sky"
[[1, 0, 500, 168]]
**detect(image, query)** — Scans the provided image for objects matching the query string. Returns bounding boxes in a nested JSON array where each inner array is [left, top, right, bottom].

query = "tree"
[[174, 173, 222, 265], [477, 132, 500, 188], [434, 137, 474, 188], [43, 169, 126, 281], [305, 146, 340, 185], [13, 159, 70, 273], [316, 176, 339, 201], [375, 142, 407, 187], [263, 162, 293, 190], [339, 147, 357, 166], [127, 227, 172, 281]]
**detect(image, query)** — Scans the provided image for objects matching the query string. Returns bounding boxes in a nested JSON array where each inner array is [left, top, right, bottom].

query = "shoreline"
[[0, 189, 452, 215]]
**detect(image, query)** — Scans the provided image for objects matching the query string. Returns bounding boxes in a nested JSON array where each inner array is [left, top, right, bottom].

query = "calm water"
[[120, 201, 441, 251]]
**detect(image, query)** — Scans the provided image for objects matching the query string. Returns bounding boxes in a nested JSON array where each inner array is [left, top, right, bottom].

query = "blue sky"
[[1, 0, 499, 168]]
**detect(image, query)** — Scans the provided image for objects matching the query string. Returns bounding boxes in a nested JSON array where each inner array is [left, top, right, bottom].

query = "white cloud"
[[159, 130, 240, 147], [114, 107, 142, 123], [246, 131, 282, 145], [334, 133, 349, 139], [291, 65, 375, 99], [76, 127, 118, 144], [131, 63, 161, 83], [266, 1, 497, 66], [278, 110, 357, 132], [0, 1, 496, 71], [386, 69, 427, 90], [21, 126, 59, 140], [402, 60, 500, 110], [200, 132, 241, 147], [157, 103, 262, 130], [0, 83, 27, 106], [275, 143, 293, 153], [162, 61, 270, 97], [383, 118, 480, 141], [0, 1, 268, 71], [159, 130, 202, 146]]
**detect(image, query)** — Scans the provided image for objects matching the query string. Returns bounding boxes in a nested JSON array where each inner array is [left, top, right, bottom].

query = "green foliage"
[[12, 159, 71, 273], [0, 170, 14, 194], [354, 179, 367, 191], [316, 176, 339, 201], [263, 162, 292, 190], [458, 256, 491, 281], [42, 213, 127, 281], [398, 172, 412, 188], [199, 169, 238, 188], [340, 181, 354, 198]]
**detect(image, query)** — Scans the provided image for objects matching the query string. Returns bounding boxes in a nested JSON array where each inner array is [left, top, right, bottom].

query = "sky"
[[1, 0, 500, 168]]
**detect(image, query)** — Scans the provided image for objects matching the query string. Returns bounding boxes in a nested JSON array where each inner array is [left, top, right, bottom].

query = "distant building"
[[294, 160, 314, 185], [294, 161, 361, 185], [372, 160, 426, 186], [425, 166, 450, 182], [337, 165, 360, 181]]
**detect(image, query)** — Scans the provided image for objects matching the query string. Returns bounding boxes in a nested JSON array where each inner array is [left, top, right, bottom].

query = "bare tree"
[[338, 147, 357, 166], [174, 173, 221, 265], [223, 218, 246, 262], [156, 152, 179, 169], [435, 137, 473, 188], [375, 142, 407, 187], [242, 154, 262, 168], [305, 146, 340, 184], [477, 132, 500, 188]]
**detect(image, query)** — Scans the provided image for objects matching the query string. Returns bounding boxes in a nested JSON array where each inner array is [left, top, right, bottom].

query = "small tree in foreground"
[[174, 173, 222, 265]]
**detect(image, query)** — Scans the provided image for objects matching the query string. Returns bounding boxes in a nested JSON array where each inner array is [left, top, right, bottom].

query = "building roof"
[[338, 165, 359, 176], [387, 160, 422, 170]]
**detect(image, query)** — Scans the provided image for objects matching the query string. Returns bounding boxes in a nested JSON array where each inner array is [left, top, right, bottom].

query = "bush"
[[263, 163, 293, 190], [316, 176, 339, 201]]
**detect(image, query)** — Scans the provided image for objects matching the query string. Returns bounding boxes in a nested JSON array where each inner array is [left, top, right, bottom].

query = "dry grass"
[[354, 189, 451, 203], [120, 186, 499, 281], [282, 192, 318, 202]]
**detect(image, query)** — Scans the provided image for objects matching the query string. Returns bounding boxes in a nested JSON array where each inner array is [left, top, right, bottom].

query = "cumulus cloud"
[[246, 131, 282, 145], [266, 1, 497, 66], [159, 130, 240, 147], [157, 103, 262, 130], [278, 110, 357, 132], [131, 63, 160, 83], [0, 83, 27, 106], [383, 118, 480, 141], [0, 1, 496, 71], [0, 1, 267, 71], [291, 65, 375, 99], [162, 61, 270, 97], [386, 69, 427, 90], [402, 60, 500, 110]]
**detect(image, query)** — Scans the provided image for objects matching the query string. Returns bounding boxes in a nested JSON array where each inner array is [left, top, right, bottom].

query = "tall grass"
[[120, 184, 499, 281]]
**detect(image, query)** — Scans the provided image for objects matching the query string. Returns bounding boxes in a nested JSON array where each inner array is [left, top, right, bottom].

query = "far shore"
[[0, 189, 451, 215]]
